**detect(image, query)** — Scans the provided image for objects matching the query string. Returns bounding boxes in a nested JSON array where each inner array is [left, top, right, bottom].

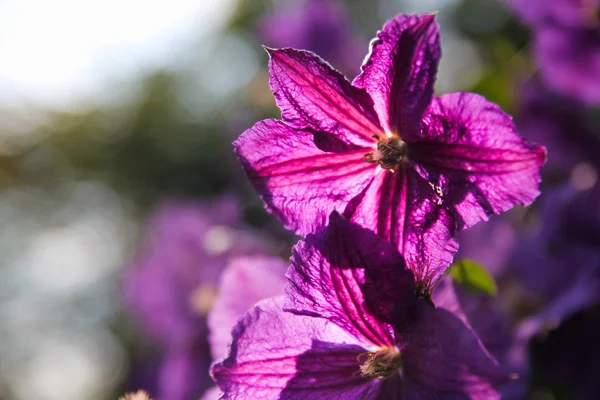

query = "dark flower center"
[[358, 347, 403, 380], [364, 135, 407, 171]]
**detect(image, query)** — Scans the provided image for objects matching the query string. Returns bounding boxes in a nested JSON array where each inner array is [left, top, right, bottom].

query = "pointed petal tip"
[[417, 12, 438, 29], [262, 45, 276, 56], [328, 210, 344, 224]]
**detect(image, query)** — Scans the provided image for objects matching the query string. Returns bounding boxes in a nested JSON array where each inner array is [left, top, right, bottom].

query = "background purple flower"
[[515, 80, 600, 176], [456, 182, 600, 397], [508, 0, 600, 103], [122, 197, 274, 400]]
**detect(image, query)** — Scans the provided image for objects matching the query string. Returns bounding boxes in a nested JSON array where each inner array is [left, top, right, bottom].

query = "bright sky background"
[[0, 0, 234, 108]]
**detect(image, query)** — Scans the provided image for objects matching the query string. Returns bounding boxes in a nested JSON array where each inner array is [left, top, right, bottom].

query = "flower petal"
[[212, 297, 381, 399], [400, 303, 513, 399], [343, 168, 458, 293], [353, 14, 440, 135], [286, 212, 417, 348], [234, 119, 376, 236], [267, 47, 381, 146], [432, 276, 512, 363], [411, 92, 546, 230], [208, 256, 288, 361]]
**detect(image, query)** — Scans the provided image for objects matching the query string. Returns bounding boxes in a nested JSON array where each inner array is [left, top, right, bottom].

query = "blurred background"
[[0, 0, 598, 399]]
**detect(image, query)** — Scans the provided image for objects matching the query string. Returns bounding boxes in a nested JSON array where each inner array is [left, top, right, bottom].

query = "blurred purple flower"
[[236, 13, 546, 295], [515, 80, 600, 175], [509, 184, 600, 322], [455, 184, 600, 397], [508, 0, 600, 103], [212, 213, 514, 399], [258, 0, 366, 77], [122, 197, 274, 400]]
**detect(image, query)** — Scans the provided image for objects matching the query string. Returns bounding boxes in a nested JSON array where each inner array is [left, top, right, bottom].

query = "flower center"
[[364, 135, 407, 171], [358, 347, 403, 380]]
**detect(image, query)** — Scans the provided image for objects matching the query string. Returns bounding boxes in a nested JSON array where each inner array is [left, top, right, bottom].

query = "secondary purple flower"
[[212, 213, 513, 399], [258, 0, 365, 77], [236, 13, 546, 293], [122, 197, 273, 400], [508, 0, 600, 103]]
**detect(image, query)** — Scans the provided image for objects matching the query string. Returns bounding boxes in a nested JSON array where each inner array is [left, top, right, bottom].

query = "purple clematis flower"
[[258, 0, 366, 77], [510, 183, 600, 332], [122, 197, 273, 400], [236, 13, 546, 294], [508, 0, 600, 104], [211, 213, 514, 399]]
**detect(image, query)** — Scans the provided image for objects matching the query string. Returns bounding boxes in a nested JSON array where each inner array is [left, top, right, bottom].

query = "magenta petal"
[[208, 256, 288, 361], [412, 92, 546, 229], [212, 297, 381, 399], [344, 169, 458, 293], [401, 303, 512, 399], [234, 119, 376, 236], [267, 47, 381, 147], [286, 212, 417, 347], [353, 14, 440, 135]]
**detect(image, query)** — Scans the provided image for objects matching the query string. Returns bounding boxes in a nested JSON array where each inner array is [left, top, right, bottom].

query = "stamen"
[[364, 136, 407, 171], [358, 347, 403, 380]]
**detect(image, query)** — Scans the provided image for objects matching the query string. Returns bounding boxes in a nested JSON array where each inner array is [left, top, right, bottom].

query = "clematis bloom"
[[235, 13, 546, 294], [211, 213, 514, 399]]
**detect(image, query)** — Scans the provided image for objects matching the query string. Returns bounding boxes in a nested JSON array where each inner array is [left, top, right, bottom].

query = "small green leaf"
[[449, 259, 498, 296]]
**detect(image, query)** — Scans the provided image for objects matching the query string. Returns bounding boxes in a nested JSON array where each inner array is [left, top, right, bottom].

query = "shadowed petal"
[[400, 303, 513, 400], [208, 256, 288, 361], [432, 276, 512, 363], [234, 119, 376, 236], [412, 92, 546, 230], [212, 297, 381, 400], [267, 47, 381, 147], [286, 213, 417, 348], [344, 169, 458, 293], [353, 14, 440, 135]]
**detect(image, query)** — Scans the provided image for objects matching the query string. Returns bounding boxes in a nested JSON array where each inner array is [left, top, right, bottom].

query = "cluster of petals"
[[211, 213, 514, 399], [235, 13, 546, 294]]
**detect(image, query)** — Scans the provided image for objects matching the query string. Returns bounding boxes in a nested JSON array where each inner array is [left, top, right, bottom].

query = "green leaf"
[[449, 258, 498, 296]]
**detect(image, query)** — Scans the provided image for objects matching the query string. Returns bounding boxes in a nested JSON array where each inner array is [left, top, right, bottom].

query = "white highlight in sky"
[[0, 0, 234, 107]]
